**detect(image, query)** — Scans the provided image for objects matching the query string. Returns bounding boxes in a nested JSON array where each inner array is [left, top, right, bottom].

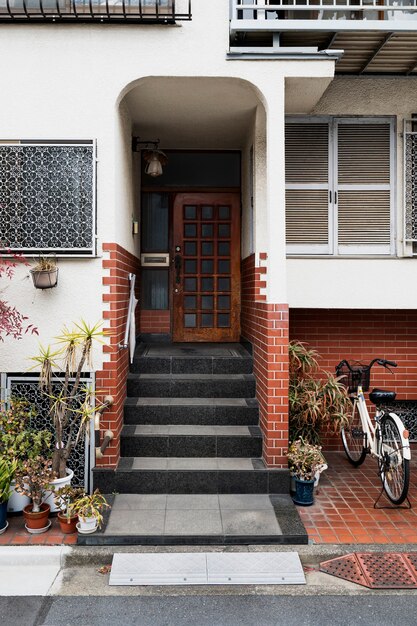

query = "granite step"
[[120, 424, 263, 458], [127, 374, 256, 399], [77, 493, 308, 546], [124, 397, 259, 426], [93, 457, 290, 495], [132, 343, 253, 375]]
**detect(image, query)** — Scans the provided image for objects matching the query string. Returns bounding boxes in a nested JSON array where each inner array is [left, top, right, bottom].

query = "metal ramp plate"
[[207, 552, 305, 585], [109, 552, 305, 586]]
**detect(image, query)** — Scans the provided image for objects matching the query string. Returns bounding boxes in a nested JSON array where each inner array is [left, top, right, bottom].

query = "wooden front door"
[[172, 193, 241, 342]]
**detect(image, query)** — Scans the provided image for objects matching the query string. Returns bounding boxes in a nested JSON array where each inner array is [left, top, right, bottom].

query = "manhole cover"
[[320, 553, 417, 589]]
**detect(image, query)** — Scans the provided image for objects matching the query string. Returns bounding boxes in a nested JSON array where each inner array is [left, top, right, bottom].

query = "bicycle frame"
[[355, 385, 411, 461]]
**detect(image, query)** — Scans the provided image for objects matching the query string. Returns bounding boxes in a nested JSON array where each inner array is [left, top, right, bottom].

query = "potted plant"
[[30, 321, 108, 509], [30, 256, 58, 289], [73, 489, 110, 534], [289, 341, 351, 444], [0, 458, 17, 534], [287, 439, 326, 506], [54, 485, 85, 534], [0, 399, 52, 513], [15, 457, 56, 533]]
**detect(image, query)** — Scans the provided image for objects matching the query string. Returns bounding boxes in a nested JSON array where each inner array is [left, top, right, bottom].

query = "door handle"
[[174, 253, 182, 285]]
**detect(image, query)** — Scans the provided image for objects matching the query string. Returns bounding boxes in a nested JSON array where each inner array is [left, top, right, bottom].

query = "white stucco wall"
[[287, 76, 417, 309], [0, 0, 338, 371]]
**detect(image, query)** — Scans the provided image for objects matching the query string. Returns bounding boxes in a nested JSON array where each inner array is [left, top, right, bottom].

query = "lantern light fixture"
[[132, 137, 168, 178]]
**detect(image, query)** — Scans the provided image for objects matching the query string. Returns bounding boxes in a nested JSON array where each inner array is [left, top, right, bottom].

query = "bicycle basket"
[[336, 363, 370, 393]]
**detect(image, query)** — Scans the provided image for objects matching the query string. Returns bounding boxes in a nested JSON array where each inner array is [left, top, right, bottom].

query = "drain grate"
[[320, 553, 417, 589]]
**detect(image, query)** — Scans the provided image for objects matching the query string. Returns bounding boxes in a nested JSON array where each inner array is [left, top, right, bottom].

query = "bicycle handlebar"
[[336, 358, 397, 371]]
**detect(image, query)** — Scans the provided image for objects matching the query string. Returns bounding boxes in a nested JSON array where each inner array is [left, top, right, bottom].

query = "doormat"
[[109, 552, 306, 586], [320, 553, 417, 589]]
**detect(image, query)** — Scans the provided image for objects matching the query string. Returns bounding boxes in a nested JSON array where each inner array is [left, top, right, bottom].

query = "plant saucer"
[[25, 520, 51, 535], [76, 521, 98, 535], [0, 521, 9, 535]]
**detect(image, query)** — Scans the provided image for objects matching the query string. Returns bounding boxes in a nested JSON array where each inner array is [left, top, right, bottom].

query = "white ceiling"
[[124, 77, 261, 149]]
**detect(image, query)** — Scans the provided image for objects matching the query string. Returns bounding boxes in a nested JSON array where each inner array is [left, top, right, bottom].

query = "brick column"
[[241, 253, 289, 467], [95, 243, 140, 468]]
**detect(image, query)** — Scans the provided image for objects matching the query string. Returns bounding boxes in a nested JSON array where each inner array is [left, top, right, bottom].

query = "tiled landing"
[[77, 494, 308, 546]]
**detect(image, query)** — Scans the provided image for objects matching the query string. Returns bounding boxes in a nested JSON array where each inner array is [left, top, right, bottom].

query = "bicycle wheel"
[[379, 414, 410, 505], [341, 400, 367, 466]]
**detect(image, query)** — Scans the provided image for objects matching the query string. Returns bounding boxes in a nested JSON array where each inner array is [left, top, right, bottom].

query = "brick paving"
[[0, 515, 77, 546], [297, 450, 417, 544]]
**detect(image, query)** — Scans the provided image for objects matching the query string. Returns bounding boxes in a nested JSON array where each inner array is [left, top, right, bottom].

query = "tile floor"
[[298, 450, 417, 544], [0, 515, 77, 546]]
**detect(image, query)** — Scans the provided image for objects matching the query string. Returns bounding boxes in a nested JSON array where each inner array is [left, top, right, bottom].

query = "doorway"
[[172, 192, 241, 342]]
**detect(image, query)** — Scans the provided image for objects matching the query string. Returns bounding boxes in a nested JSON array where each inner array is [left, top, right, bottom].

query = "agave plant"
[[289, 341, 351, 445], [29, 320, 108, 478]]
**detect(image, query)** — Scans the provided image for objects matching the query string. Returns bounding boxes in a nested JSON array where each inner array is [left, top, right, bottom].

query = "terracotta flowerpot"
[[57, 512, 78, 534], [23, 503, 50, 530]]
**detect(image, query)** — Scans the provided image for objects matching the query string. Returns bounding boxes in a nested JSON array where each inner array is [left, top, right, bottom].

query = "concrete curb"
[[63, 543, 417, 568], [0, 545, 71, 568]]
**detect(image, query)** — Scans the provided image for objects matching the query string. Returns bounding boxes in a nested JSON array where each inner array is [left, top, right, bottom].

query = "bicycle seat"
[[369, 388, 396, 404]]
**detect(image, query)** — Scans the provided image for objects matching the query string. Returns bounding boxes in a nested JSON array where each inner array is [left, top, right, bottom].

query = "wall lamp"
[[132, 137, 168, 177]]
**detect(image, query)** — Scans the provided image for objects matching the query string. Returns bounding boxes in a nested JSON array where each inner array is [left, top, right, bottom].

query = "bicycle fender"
[[388, 412, 411, 460]]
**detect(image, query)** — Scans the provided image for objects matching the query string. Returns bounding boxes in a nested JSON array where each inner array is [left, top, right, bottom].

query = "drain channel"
[[320, 553, 417, 589]]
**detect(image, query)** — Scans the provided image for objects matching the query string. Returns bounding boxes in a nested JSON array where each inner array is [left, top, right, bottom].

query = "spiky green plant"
[[289, 341, 351, 445], [29, 320, 108, 478]]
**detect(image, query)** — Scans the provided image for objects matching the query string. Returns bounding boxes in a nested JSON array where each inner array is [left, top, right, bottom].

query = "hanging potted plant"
[[29, 321, 108, 510], [73, 489, 110, 534], [0, 399, 52, 513], [287, 439, 326, 506], [30, 256, 58, 290], [15, 456, 56, 533], [0, 458, 17, 534], [54, 485, 85, 534]]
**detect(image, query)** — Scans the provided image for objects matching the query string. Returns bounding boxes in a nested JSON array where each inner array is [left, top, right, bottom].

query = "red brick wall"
[[140, 310, 171, 334], [241, 254, 289, 467], [290, 308, 417, 450], [95, 243, 140, 468]]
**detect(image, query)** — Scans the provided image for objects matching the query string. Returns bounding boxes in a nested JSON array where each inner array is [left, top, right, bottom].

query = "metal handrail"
[[119, 272, 136, 352]]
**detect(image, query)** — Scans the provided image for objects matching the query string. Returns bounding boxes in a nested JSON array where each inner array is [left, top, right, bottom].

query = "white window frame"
[[285, 116, 396, 257]]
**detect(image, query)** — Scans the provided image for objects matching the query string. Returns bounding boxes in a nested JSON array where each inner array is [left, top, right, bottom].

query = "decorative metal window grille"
[[0, 143, 95, 254], [404, 119, 417, 246], [4, 375, 93, 489], [0, 0, 191, 22]]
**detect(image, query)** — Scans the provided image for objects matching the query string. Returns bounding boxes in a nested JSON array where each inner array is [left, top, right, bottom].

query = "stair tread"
[[139, 343, 251, 358], [125, 397, 258, 407], [122, 425, 261, 437], [128, 373, 254, 380], [120, 457, 265, 471]]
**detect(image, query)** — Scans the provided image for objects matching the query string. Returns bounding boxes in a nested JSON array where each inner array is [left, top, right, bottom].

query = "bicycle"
[[335, 358, 411, 506]]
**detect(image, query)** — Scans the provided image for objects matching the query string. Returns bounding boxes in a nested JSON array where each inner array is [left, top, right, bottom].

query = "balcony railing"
[[0, 0, 191, 22], [231, 0, 417, 30]]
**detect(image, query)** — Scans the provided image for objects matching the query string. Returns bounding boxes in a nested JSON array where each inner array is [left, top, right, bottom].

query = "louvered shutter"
[[336, 121, 392, 255], [285, 122, 330, 254]]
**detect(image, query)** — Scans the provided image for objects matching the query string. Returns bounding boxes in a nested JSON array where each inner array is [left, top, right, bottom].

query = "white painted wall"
[[0, 0, 338, 372], [287, 76, 417, 309]]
